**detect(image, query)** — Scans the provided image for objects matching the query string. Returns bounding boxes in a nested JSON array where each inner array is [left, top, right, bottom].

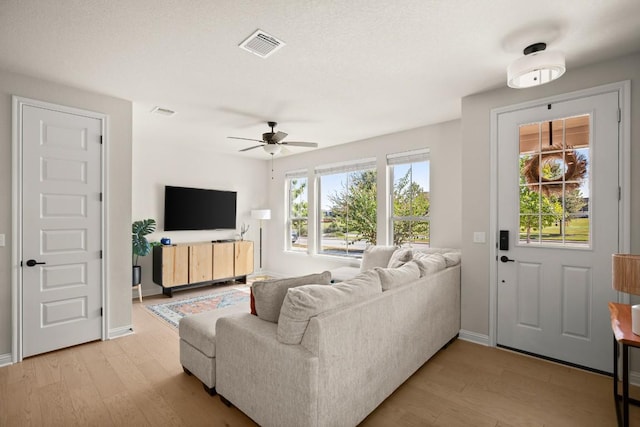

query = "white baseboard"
[[458, 329, 489, 346], [0, 353, 13, 367], [108, 326, 134, 339], [459, 330, 640, 386]]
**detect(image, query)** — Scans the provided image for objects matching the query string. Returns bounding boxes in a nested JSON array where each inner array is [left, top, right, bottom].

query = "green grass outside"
[[519, 217, 590, 243]]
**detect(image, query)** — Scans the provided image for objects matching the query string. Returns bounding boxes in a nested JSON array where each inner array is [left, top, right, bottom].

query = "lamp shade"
[[507, 49, 566, 89], [251, 209, 271, 220], [612, 254, 640, 295]]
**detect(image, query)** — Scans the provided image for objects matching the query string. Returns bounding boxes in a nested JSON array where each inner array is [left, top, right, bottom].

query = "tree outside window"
[[320, 168, 376, 257], [390, 161, 430, 248]]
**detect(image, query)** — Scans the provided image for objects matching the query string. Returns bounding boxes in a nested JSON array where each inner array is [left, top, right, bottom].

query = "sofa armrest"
[[216, 313, 319, 427]]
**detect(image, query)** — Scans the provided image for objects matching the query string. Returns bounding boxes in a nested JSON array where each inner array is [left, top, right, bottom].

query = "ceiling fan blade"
[[228, 136, 264, 143], [239, 144, 264, 152], [281, 141, 318, 148], [271, 131, 288, 143]]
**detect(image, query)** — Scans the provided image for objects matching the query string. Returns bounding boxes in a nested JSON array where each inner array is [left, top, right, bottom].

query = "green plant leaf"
[[132, 218, 157, 265], [132, 218, 156, 236], [132, 236, 152, 257]]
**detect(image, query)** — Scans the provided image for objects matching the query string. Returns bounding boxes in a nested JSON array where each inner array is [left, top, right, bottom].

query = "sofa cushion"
[[360, 245, 397, 272], [252, 271, 332, 323], [443, 252, 461, 267], [374, 261, 421, 291], [329, 266, 361, 283], [277, 269, 382, 344], [250, 289, 257, 315], [178, 303, 250, 358], [387, 248, 412, 268], [413, 252, 447, 276]]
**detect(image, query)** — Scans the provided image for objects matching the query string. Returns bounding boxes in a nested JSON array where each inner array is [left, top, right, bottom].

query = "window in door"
[[286, 171, 308, 252], [388, 149, 430, 249], [518, 114, 590, 247], [316, 159, 377, 258]]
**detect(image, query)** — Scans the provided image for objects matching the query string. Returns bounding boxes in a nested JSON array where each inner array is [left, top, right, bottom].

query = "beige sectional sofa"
[[215, 247, 461, 427]]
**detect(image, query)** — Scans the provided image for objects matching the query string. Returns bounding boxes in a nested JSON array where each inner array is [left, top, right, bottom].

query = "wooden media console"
[[152, 240, 254, 297]]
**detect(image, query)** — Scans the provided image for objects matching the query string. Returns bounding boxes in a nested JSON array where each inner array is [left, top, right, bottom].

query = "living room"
[[1, 1, 640, 425]]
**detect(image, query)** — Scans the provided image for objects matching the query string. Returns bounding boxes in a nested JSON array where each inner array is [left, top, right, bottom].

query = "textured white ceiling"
[[1, 0, 639, 158]]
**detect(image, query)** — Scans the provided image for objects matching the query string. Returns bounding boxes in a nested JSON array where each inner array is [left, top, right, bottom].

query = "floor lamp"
[[251, 209, 271, 273]]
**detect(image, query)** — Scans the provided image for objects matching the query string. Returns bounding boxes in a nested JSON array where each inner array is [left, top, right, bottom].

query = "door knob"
[[500, 255, 515, 263], [25, 259, 46, 267]]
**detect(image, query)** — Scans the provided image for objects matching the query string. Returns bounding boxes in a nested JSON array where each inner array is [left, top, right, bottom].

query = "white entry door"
[[21, 104, 103, 358], [496, 91, 620, 373]]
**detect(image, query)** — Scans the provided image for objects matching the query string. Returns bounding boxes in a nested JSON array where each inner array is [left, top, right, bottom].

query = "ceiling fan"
[[228, 121, 318, 155]]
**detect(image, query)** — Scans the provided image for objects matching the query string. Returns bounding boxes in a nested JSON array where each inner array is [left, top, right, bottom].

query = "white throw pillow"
[[413, 252, 446, 276], [252, 271, 332, 323], [277, 269, 382, 344], [374, 261, 421, 291], [387, 248, 412, 268], [360, 245, 397, 272], [443, 252, 461, 267]]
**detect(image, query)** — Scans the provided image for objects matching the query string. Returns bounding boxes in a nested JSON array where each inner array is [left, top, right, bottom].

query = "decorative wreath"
[[522, 145, 587, 196]]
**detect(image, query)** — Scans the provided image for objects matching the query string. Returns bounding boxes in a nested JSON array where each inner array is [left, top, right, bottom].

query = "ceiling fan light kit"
[[228, 121, 318, 156], [263, 144, 282, 155], [507, 42, 566, 89]]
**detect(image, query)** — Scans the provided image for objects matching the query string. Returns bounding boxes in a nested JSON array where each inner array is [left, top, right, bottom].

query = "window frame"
[[285, 170, 309, 253], [387, 149, 431, 248], [314, 158, 377, 259], [517, 115, 591, 248]]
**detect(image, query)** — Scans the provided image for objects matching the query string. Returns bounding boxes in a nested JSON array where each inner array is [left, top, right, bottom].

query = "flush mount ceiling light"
[[507, 42, 566, 89]]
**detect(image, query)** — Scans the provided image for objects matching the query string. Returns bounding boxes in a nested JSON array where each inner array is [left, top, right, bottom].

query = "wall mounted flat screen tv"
[[164, 186, 237, 231]]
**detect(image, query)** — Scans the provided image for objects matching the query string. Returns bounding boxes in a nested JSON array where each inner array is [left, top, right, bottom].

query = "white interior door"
[[21, 104, 103, 358], [496, 91, 619, 373]]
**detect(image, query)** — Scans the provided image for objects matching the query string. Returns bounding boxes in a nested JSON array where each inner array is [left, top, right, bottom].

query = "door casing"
[[11, 96, 109, 363], [488, 81, 631, 347]]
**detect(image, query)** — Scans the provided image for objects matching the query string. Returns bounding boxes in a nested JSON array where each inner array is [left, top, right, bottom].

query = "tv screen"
[[164, 186, 237, 231]]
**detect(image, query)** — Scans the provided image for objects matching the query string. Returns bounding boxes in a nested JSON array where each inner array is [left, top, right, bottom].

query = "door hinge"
[[618, 108, 621, 123], [99, 192, 103, 202], [99, 250, 103, 259], [619, 186, 622, 201], [100, 307, 103, 316], [100, 135, 103, 144]]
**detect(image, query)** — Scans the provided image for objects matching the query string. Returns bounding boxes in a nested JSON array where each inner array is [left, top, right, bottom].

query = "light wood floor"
[[0, 289, 636, 426]]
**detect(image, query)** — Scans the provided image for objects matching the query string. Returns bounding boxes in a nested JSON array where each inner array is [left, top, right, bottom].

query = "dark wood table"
[[608, 302, 640, 426]]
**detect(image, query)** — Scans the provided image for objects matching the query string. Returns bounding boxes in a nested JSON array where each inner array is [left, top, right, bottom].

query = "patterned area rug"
[[146, 286, 250, 328]]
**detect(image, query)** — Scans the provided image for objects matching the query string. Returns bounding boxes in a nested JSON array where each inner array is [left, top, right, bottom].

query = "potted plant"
[[132, 218, 160, 286]]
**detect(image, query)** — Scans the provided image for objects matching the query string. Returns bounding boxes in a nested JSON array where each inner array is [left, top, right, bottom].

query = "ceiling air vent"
[[151, 106, 176, 116], [239, 29, 285, 58]]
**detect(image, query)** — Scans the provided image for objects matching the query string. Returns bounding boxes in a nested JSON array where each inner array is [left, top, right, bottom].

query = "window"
[[316, 159, 377, 258], [286, 171, 308, 252], [388, 149, 430, 249], [518, 115, 590, 247]]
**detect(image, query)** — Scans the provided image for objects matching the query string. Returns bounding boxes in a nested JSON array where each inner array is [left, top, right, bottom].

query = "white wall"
[[264, 120, 461, 277], [131, 126, 269, 296], [460, 52, 640, 340], [0, 68, 133, 356]]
